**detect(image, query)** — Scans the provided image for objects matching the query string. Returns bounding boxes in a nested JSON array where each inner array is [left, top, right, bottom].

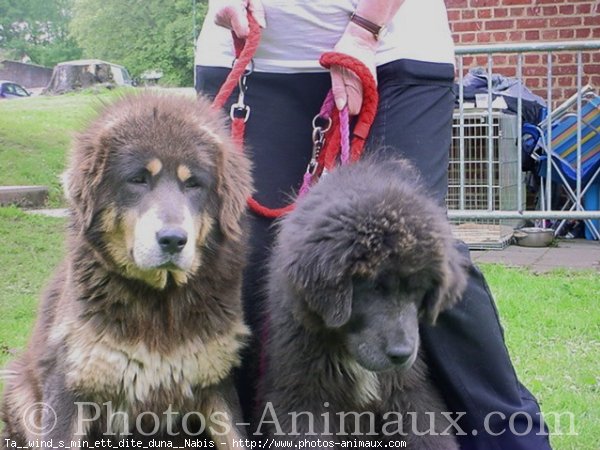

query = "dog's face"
[[343, 268, 430, 373], [63, 94, 251, 289], [276, 159, 469, 373]]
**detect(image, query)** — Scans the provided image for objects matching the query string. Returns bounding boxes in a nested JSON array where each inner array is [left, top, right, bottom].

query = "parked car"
[[0, 81, 31, 99]]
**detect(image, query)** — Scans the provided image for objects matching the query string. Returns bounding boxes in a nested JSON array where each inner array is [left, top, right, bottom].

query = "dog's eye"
[[184, 177, 204, 190], [128, 173, 149, 185]]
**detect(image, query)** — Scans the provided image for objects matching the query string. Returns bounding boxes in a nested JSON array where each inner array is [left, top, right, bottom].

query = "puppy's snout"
[[386, 344, 414, 367], [157, 228, 188, 254]]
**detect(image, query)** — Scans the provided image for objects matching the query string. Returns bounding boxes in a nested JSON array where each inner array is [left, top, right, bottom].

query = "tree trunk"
[[44, 62, 115, 94]]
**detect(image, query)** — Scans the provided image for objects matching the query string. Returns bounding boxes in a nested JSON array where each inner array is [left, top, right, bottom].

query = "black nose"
[[157, 228, 188, 254], [386, 345, 414, 366]]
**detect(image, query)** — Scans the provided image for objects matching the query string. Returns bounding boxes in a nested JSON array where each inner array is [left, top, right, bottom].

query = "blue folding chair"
[[525, 87, 600, 239]]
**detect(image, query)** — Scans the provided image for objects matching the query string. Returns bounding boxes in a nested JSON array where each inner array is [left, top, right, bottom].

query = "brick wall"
[[446, 0, 600, 105]]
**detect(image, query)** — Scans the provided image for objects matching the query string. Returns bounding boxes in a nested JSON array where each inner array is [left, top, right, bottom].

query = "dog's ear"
[[303, 279, 353, 328], [65, 131, 112, 231], [279, 233, 354, 328], [422, 244, 469, 324], [216, 144, 252, 242]]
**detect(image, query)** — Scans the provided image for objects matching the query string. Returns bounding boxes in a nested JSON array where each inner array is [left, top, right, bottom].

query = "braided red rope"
[[211, 15, 379, 218]]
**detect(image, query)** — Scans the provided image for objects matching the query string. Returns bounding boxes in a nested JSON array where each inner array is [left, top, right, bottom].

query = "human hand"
[[213, 0, 266, 39], [330, 23, 378, 115]]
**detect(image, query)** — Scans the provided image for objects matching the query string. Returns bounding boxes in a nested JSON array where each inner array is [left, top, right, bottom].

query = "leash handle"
[[318, 52, 379, 167]]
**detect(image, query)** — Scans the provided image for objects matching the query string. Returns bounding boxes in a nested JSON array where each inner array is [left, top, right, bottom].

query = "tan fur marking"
[[177, 164, 192, 183], [62, 321, 249, 406], [146, 158, 163, 177], [103, 210, 169, 289]]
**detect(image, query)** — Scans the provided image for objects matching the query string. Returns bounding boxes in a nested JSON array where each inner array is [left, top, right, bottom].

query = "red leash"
[[211, 14, 379, 218]]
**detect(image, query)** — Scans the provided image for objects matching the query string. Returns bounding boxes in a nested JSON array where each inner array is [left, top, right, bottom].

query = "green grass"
[[0, 92, 598, 448], [0, 207, 598, 449], [0, 88, 130, 206], [482, 264, 599, 450]]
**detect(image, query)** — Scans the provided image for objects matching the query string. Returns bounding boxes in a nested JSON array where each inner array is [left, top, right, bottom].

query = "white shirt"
[[195, 0, 455, 73]]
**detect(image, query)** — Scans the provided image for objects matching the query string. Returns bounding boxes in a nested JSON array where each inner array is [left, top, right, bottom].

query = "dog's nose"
[[157, 228, 188, 254], [386, 345, 413, 366]]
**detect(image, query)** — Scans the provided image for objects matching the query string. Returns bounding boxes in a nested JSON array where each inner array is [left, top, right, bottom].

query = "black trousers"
[[196, 60, 552, 450]]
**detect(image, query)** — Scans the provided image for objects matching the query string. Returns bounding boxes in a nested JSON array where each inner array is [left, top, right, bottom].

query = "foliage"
[[70, 0, 207, 86], [0, 0, 82, 67]]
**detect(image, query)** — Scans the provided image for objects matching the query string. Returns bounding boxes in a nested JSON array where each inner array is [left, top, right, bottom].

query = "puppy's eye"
[[128, 173, 149, 185]]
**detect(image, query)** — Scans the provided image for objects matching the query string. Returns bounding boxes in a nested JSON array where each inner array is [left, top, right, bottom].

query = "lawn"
[[0, 92, 598, 449], [0, 89, 129, 206]]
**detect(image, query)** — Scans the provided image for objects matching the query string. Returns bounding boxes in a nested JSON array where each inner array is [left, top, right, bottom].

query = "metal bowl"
[[514, 227, 555, 247]]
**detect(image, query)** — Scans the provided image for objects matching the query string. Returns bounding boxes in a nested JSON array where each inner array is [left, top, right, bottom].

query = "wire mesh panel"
[[448, 111, 524, 226], [448, 111, 524, 247]]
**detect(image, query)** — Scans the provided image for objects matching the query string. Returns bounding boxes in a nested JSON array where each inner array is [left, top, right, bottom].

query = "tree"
[[0, 0, 82, 67], [70, 0, 207, 86]]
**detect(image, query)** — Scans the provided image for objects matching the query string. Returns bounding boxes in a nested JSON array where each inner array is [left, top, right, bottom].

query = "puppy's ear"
[[216, 145, 252, 242], [280, 236, 354, 328], [422, 244, 469, 324], [303, 280, 353, 329]]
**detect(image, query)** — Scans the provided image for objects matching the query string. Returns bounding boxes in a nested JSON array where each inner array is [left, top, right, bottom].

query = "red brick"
[[527, 6, 543, 16], [524, 54, 541, 64], [477, 9, 492, 18], [541, 29, 559, 40], [476, 32, 492, 43], [524, 30, 540, 40], [534, 0, 566, 3], [575, 28, 592, 39], [446, 0, 469, 7], [470, 0, 501, 7], [485, 19, 515, 30], [508, 30, 525, 41], [549, 17, 582, 27], [510, 7, 526, 16], [526, 78, 541, 88], [462, 10, 476, 19], [558, 29, 575, 39], [492, 31, 509, 41], [541, 6, 558, 15], [594, 28, 600, 38], [501, 0, 530, 4], [583, 16, 600, 26], [558, 5, 575, 14], [586, 64, 600, 74], [447, 10, 461, 21], [576, 4, 591, 14], [524, 66, 547, 76], [516, 18, 546, 29], [553, 65, 577, 76], [556, 54, 575, 64], [453, 21, 482, 32], [493, 8, 508, 17], [461, 33, 477, 43]]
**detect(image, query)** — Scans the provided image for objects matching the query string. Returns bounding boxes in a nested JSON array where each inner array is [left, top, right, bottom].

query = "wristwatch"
[[349, 12, 387, 41]]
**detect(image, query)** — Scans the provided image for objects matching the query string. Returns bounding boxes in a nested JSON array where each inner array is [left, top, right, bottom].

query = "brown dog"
[[1, 93, 252, 449]]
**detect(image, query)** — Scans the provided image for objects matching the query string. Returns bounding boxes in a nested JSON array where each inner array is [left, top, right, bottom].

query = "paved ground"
[[470, 238, 600, 272], [25, 208, 600, 273]]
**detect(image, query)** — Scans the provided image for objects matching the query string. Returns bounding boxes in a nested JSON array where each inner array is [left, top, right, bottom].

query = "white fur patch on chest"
[[343, 360, 381, 407], [60, 321, 248, 406]]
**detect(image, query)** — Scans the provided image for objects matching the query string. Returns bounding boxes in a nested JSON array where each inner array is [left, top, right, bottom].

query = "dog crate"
[[448, 111, 524, 248]]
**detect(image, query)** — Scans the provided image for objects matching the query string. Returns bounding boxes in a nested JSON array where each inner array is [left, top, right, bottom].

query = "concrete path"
[[470, 239, 600, 273], [24, 208, 600, 273]]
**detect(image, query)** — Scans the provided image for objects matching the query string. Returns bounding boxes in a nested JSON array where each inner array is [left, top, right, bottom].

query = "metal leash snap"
[[230, 68, 252, 122]]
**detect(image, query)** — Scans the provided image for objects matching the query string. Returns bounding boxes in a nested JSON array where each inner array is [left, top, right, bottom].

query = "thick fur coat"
[[1, 93, 252, 449], [256, 159, 469, 449]]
